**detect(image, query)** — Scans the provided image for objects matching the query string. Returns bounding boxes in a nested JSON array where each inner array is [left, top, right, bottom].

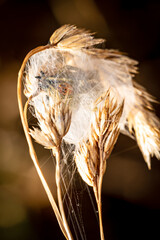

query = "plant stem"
[[98, 175, 105, 240], [98, 144, 105, 240], [93, 143, 105, 240], [54, 148, 74, 240], [93, 181, 105, 240]]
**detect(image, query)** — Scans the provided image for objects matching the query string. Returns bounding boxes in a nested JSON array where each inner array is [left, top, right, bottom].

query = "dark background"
[[0, 0, 160, 239]]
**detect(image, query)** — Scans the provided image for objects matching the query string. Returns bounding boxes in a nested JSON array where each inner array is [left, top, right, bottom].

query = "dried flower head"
[[22, 24, 160, 171], [23, 25, 136, 147]]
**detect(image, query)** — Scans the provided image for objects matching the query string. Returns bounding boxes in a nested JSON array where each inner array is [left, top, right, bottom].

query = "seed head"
[[30, 90, 71, 149], [75, 89, 124, 187]]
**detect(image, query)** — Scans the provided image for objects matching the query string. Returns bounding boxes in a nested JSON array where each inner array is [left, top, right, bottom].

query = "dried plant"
[[17, 24, 160, 240], [30, 91, 73, 239], [29, 92, 72, 149], [75, 90, 124, 239], [127, 82, 160, 169], [17, 43, 73, 240]]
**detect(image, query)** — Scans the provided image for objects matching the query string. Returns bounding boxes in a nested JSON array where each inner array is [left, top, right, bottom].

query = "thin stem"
[[93, 144, 105, 240], [17, 45, 69, 240], [98, 144, 105, 240], [97, 175, 105, 240], [93, 180, 105, 240], [53, 148, 74, 240]]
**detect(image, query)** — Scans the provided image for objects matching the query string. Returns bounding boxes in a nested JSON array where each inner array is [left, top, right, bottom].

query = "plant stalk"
[[93, 180, 105, 240], [54, 148, 74, 240], [17, 45, 69, 240]]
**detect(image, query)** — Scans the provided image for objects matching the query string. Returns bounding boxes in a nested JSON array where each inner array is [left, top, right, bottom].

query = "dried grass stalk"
[[30, 91, 73, 239], [17, 46, 73, 240], [75, 90, 124, 240]]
